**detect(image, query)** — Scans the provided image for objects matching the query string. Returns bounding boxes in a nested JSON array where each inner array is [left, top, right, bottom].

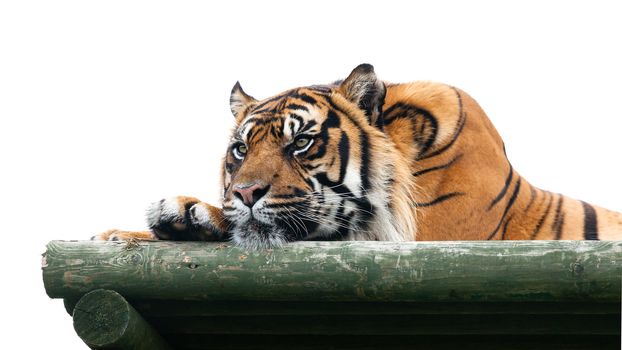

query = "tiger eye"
[[237, 144, 247, 154], [295, 137, 310, 149]]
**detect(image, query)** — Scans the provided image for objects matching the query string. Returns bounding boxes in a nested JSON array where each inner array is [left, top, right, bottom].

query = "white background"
[[1, 1, 621, 348]]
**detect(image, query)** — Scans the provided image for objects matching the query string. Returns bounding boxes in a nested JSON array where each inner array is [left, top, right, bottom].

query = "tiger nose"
[[233, 183, 270, 208]]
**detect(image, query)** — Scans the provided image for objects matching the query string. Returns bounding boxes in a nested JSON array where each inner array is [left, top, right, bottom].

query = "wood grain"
[[42, 240, 622, 302], [72, 289, 172, 349]]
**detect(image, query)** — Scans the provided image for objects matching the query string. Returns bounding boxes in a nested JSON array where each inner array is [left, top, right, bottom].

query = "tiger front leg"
[[147, 196, 230, 241]]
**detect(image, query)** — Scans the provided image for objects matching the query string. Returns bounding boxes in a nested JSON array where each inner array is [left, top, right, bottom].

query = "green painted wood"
[[63, 297, 80, 316], [72, 289, 172, 350], [42, 240, 622, 302]]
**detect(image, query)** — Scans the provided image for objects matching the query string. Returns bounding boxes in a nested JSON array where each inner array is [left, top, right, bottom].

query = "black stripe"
[[383, 103, 434, 126], [307, 212, 355, 241], [415, 192, 465, 208], [289, 113, 304, 126], [272, 187, 307, 199], [325, 110, 341, 128], [303, 177, 315, 191], [250, 92, 290, 112], [314, 172, 375, 226], [524, 185, 537, 213], [281, 213, 316, 240], [242, 115, 281, 128], [250, 107, 278, 115], [303, 163, 321, 170], [288, 121, 296, 137], [416, 87, 466, 161], [337, 133, 350, 182], [324, 95, 372, 193], [286, 104, 308, 112], [486, 178, 522, 240], [551, 195, 565, 240], [529, 192, 553, 239], [412, 153, 463, 177], [488, 164, 514, 210], [554, 214, 565, 240], [305, 112, 337, 161], [250, 89, 317, 115], [248, 127, 268, 145], [264, 201, 308, 208], [501, 215, 513, 240], [315, 173, 353, 196], [300, 120, 317, 133], [359, 129, 371, 192], [334, 200, 352, 239], [322, 94, 375, 198], [382, 103, 438, 157], [352, 197, 374, 229], [225, 162, 235, 173], [581, 201, 599, 240], [324, 94, 354, 118], [414, 113, 438, 157], [269, 123, 281, 138], [307, 85, 332, 94], [292, 92, 317, 105]]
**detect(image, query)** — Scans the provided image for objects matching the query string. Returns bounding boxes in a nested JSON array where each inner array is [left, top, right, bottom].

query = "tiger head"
[[221, 64, 416, 249]]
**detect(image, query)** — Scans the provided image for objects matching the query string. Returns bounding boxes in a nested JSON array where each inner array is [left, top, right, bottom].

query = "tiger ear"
[[338, 64, 386, 128], [230, 81, 257, 118]]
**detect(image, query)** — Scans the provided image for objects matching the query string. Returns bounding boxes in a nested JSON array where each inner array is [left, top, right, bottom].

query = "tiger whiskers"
[[280, 206, 309, 239], [284, 205, 376, 237]]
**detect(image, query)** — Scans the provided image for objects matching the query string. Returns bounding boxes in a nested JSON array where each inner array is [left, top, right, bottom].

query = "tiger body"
[[384, 82, 621, 241], [98, 64, 622, 247]]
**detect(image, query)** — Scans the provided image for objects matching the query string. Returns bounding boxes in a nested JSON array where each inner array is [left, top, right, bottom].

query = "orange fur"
[[384, 82, 622, 240]]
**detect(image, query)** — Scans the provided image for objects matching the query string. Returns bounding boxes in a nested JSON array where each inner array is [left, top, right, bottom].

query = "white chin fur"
[[231, 228, 288, 250]]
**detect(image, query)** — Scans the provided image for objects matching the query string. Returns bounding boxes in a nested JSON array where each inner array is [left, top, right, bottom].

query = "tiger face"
[[220, 64, 411, 249]]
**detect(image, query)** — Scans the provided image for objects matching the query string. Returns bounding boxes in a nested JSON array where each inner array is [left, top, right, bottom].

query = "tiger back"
[[384, 81, 622, 241]]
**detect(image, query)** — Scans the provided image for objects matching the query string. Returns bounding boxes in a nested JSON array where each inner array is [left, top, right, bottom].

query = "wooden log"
[[72, 289, 172, 350], [42, 240, 622, 302], [63, 297, 79, 315]]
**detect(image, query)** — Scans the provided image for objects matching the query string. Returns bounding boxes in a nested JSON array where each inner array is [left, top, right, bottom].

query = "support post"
[[72, 289, 172, 350]]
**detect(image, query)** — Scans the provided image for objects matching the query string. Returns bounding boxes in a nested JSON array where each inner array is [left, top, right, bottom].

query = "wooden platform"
[[42, 240, 622, 349]]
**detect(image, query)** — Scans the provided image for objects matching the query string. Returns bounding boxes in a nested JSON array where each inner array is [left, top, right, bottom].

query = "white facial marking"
[[284, 116, 301, 139], [343, 162, 363, 198], [239, 117, 256, 140]]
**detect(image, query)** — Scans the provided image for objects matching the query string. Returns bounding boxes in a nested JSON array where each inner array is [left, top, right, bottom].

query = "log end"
[[73, 289, 130, 347]]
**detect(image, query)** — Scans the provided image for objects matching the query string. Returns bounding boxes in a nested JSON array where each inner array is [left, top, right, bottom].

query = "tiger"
[[95, 64, 622, 248]]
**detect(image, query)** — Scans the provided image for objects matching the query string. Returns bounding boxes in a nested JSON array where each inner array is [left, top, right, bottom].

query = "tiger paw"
[[91, 229, 156, 241], [146, 196, 227, 241]]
